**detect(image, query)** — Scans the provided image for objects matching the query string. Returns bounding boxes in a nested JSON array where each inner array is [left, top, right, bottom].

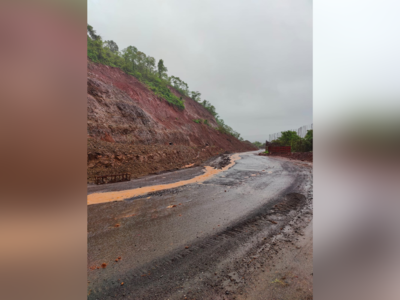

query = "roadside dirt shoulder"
[[264, 155, 313, 169], [237, 215, 313, 300]]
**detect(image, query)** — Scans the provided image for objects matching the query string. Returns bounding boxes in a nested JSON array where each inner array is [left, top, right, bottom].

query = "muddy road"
[[87, 151, 313, 299]]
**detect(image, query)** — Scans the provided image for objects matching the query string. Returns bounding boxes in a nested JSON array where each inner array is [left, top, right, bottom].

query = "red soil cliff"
[[87, 60, 256, 181]]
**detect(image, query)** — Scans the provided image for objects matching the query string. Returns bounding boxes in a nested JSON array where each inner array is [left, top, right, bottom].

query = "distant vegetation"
[[87, 24, 243, 140], [252, 141, 265, 148], [270, 130, 313, 152]]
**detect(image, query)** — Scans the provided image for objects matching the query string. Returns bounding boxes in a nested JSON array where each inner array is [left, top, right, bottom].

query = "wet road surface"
[[87, 151, 313, 299]]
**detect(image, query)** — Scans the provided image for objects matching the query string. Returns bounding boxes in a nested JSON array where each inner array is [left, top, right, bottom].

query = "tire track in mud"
[[87, 182, 311, 300]]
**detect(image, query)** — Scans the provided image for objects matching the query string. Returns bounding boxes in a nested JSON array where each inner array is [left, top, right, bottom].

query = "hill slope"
[[87, 60, 256, 180]]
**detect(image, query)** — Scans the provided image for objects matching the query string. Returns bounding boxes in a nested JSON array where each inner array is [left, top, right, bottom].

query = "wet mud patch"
[[203, 177, 239, 187], [202, 170, 265, 187], [224, 170, 265, 180], [267, 193, 306, 214], [147, 187, 182, 197]]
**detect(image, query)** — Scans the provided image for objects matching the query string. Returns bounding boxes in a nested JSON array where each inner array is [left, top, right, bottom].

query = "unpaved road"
[[87, 151, 313, 299]]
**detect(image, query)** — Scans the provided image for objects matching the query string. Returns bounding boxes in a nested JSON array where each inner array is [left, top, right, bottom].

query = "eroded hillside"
[[87, 60, 256, 181]]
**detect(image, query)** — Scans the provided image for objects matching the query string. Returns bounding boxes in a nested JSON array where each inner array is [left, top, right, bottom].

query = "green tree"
[[136, 51, 147, 73], [201, 100, 217, 116], [122, 46, 138, 72], [252, 141, 263, 148], [87, 25, 104, 62], [157, 59, 168, 78], [87, 24, 101, 40], [271, 130, 313, 152], [278, 131, 300, 148], [170, 76, 189, 96], [104, 40, 119, 53], [304, 129, 313, 151], [145, 56, 156, 75], [191, 91, 201, 102]]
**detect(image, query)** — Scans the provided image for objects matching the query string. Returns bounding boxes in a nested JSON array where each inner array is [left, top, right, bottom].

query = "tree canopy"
[[270, 130, 313, 152], [252, 141, 264, 148], [157, 59, 168, 79], [104, 40, 119, 53]]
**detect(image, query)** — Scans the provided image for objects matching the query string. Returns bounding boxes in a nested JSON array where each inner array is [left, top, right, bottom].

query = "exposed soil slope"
[[87, 60, 256, 180]]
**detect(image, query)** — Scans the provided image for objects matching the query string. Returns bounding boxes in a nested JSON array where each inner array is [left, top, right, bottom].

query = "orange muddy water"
[[87, 154, 241, 205], [182, 163, 195, 169]]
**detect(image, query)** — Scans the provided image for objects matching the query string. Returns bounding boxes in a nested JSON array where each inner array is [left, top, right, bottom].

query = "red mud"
[[87, 60, 256, 180]]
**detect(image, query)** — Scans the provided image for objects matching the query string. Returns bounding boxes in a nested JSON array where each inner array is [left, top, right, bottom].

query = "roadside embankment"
[[87, 60, 256, 180]]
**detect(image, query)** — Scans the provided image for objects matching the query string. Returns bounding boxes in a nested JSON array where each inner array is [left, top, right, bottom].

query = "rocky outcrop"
[[87, 60, 256, 180]]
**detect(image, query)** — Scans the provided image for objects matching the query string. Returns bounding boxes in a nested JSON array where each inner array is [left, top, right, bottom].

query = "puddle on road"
[[87, 154, 241, 205]]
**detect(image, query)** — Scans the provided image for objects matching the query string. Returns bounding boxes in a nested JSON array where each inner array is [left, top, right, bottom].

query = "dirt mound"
[[87, 60, 256, 180], [207, 154, 231, 169], [290, 152, 313, 162]]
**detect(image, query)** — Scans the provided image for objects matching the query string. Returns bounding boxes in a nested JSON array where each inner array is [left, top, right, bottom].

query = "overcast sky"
[[88, 0, 312, 142]]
